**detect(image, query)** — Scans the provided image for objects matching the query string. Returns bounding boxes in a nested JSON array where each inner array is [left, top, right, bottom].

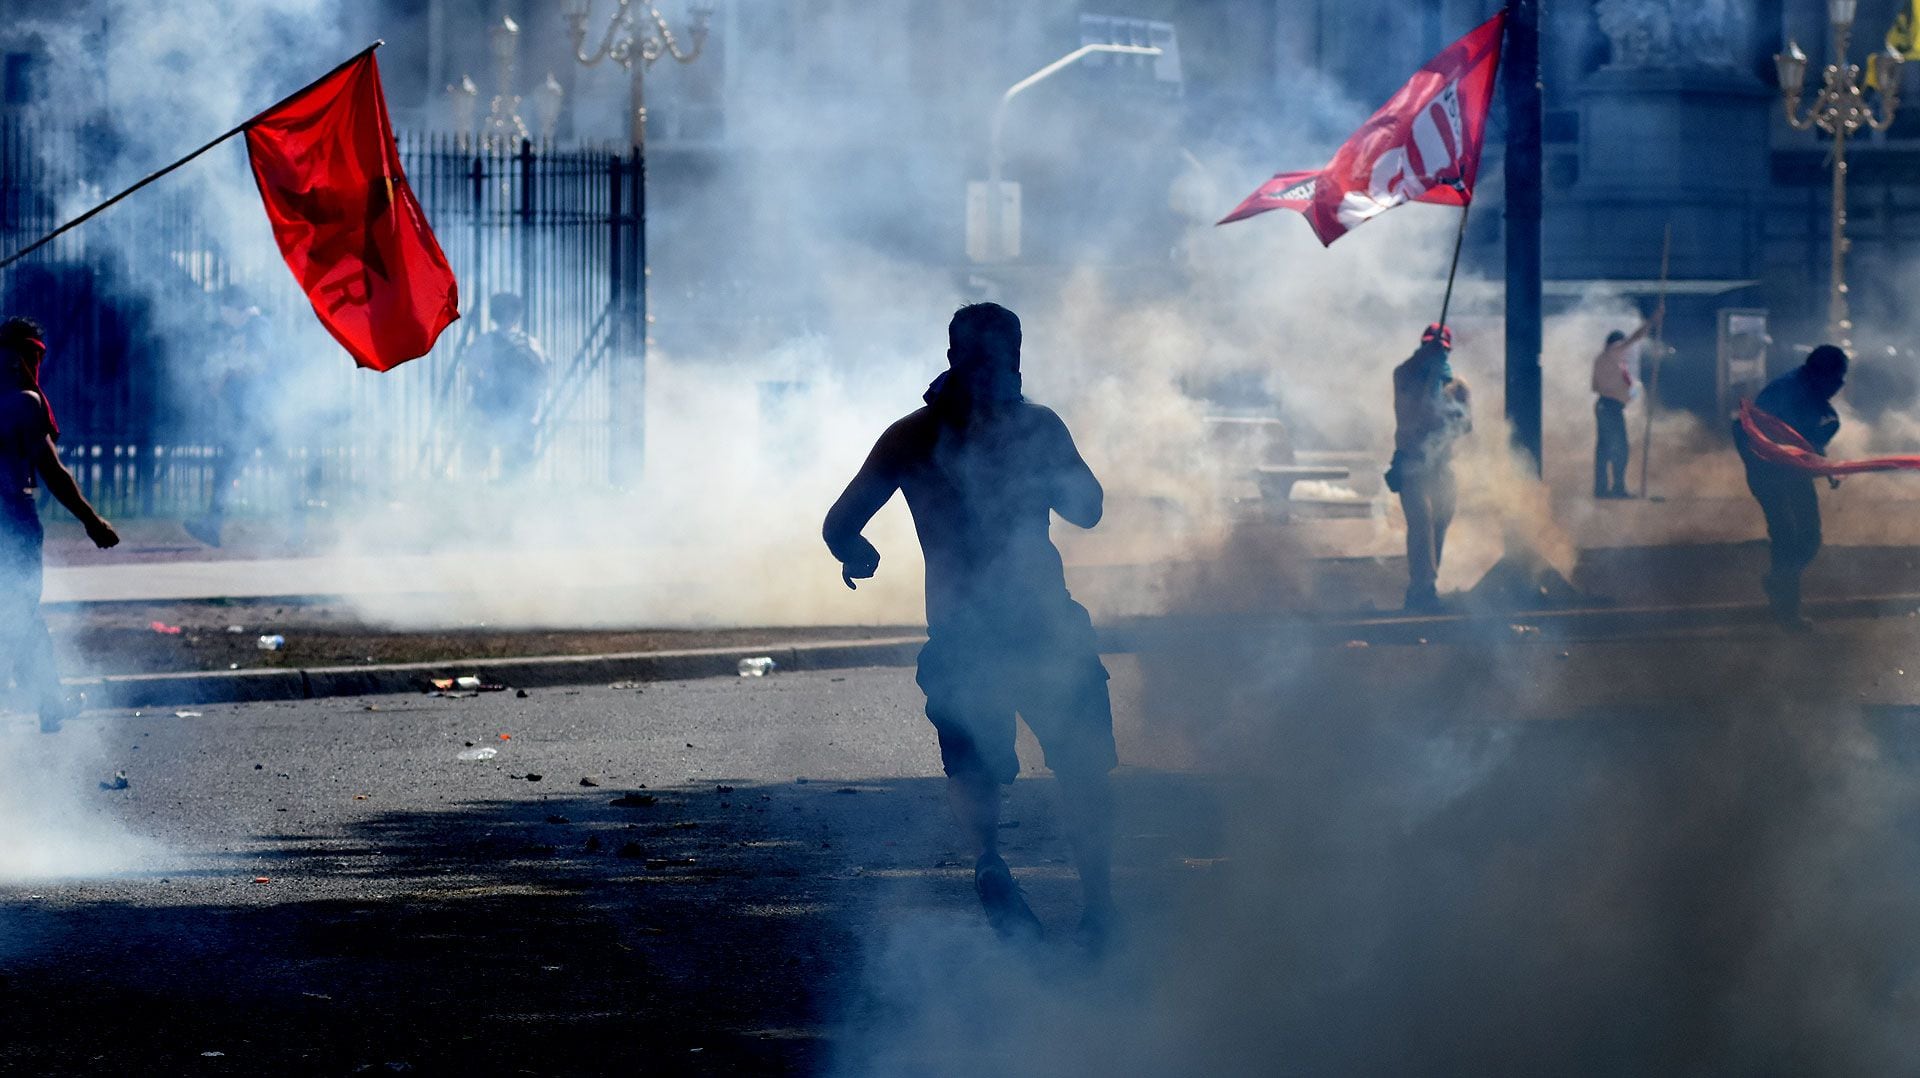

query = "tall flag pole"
[[1504, 0, 1544, 475]]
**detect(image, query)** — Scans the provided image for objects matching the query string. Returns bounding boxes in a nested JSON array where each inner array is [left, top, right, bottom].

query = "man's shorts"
[[915, 603, 1117, 787]]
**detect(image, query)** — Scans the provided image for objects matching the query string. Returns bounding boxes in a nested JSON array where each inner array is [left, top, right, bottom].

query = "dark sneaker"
[[1403, 589, 1445, 615], [184, 516, 223, 549], [975, 853, 1044, 943]]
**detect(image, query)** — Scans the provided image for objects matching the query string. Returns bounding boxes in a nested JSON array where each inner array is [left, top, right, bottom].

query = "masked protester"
[[0, 318, 119, 732], [823, 303, 1117, 951], [1733, 344, 1847, 631], [1387, 323, 1472, 613]]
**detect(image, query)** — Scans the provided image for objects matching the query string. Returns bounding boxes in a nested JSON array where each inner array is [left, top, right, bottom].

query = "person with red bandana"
[[1387, 323, 1472, 613], [0, 318, 119, 732]]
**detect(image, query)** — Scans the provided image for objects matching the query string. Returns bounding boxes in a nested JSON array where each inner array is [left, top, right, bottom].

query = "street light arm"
[[988, 43, 1162, 188]]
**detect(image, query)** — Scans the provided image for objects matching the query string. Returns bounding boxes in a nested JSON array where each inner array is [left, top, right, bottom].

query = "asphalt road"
[[5, 622, 1920, 1076]]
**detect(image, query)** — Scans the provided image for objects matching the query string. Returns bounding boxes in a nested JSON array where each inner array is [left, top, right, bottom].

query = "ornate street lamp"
[[563, 0, 713, 148], [1776, 0, 1903, 351]]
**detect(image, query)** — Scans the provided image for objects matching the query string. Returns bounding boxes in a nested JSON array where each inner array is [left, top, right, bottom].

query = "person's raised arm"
[[1040, 409, 1102, 529], [823, 427, 903, 590], [32, 433, 118, 549]]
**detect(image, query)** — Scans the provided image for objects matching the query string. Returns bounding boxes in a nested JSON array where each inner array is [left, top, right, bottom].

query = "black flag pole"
[[0, 41, 383, 274], [1436, 184, 1472, 328]]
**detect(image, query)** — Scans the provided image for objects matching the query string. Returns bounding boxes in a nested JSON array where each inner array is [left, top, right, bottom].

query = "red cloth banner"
[[1219, 10, 1507, 245], [244, 52, 458, 371], [1740, 401, 1920, 476]]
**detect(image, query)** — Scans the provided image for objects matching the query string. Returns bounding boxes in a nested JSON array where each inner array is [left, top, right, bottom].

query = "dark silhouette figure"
[[186, 286, 295, 549], [1388, 324, 1472, 613], [1734, 345, 1846, 631], [823, 302, 1116, 947], [0, 318, 119, 732], [1591, 306, 1658, 499], [464, 293, 548, 482]]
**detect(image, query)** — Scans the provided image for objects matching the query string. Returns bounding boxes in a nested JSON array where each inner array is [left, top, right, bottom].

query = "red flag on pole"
[[1219, 10, 1507, 245], [244, 50, 458, 371]]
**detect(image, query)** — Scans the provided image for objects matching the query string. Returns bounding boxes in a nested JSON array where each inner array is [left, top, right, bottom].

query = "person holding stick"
[[1591, 304, 1662, 499]]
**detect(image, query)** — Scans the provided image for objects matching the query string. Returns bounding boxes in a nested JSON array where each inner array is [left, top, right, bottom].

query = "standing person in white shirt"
[[1591, 306, 1660, 499]]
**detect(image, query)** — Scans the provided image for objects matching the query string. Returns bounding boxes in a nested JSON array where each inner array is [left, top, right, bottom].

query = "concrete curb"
[[63, 592, 1920, 710], [71, 637, 929, 711]]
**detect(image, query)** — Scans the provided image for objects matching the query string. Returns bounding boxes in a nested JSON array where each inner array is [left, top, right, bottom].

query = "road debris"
[[252, 876, 271, 884], [258, 634, 286, 651], [579, 776, 601, 787], [737, 657, 777, 677], [100, 771, 129, 791], [149, 621, 182, 635], [456, 747, 498, 762], [174, 710, 203, 718]]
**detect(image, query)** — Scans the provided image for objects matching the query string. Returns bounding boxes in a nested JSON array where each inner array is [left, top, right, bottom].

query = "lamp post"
[[564, 0, 713, 148], [563, 0, 712, 484], [1775, 0, 1903, 352], [980, 42, 1162, 262]]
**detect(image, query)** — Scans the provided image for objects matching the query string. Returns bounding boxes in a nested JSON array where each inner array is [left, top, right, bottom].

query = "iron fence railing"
[[0, 117, 642, 521]]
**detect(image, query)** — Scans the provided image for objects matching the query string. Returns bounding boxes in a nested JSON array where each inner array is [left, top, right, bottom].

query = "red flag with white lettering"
[[1219, 10, 1506, 245], [244, 50, 459, 371]]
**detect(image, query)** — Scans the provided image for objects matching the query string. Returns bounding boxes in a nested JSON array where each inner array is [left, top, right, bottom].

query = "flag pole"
[[1437, 187, 1472, 328], [0, 42, 383, 273], [1638, 222, 1672, 498]]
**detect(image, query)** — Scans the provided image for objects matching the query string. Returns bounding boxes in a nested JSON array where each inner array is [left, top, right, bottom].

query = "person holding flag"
[[1733, 346, 1847, 632], [1388, 323, 1472, 613], [0, 318, 119, 732]]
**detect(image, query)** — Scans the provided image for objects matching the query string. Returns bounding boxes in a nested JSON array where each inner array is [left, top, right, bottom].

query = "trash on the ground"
[[149, 621, 182, 635], [252, 876, 271, 884], [257, 634, 286, 651], [497, 733, 511, 741], [100, 771, 129, 791], [228, 663, 239, 670], [579, 776, 601, 787], [353, 794, 368, 801], [737, 656, 778, 677], [609, 793, 657, 807], [609, 680, 643, 690], [173, 710, 203, 718], [525, 773, 543, 782], [456, 746, 498, 762], [430, 679, 454, 691], [226, 625, 245, 634]]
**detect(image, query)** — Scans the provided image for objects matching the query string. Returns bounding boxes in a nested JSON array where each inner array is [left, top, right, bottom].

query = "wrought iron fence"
[[0, 117, 642, 521]]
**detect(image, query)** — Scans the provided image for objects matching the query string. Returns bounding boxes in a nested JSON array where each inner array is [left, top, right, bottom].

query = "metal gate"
[[0, 117, 643, 520]]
